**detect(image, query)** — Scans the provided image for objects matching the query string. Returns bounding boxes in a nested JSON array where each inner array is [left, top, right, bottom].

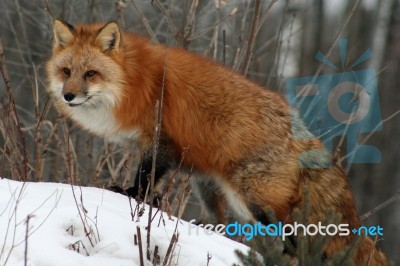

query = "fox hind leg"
[[190, 176, 227, 224]]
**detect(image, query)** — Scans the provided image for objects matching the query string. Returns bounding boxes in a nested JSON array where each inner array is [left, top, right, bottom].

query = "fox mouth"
[[64, 96, 92, 107], [67, 101, 86, 107]]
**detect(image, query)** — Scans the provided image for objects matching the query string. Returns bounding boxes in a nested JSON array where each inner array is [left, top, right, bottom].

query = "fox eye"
[[63, 67, 71, 76], [85, 70, 97, 78]]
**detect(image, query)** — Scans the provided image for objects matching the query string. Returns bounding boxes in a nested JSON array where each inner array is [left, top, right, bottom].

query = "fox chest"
[[67, 106, 140, 143]]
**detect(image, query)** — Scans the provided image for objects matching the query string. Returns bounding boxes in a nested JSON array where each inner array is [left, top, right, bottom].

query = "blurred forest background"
[[0, 0, 399, 263]]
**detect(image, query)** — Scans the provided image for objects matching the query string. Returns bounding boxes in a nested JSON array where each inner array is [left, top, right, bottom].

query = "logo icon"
[[286, 39, 382, 165]]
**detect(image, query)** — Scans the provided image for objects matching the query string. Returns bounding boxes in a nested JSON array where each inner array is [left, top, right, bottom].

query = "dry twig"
[[241, 0, 263, 76]]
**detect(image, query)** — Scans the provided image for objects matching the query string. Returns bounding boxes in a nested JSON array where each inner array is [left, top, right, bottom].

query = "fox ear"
[[53, 20, 75, 48], [96, 22, 121, 53]]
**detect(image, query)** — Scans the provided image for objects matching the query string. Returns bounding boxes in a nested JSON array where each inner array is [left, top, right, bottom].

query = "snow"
[[0, 179, 249, 266]]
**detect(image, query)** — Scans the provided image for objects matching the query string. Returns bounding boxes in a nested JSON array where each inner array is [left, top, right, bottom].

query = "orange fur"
[[46, 20, 388, 265]]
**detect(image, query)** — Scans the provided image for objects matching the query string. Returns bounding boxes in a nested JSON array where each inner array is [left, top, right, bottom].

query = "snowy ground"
[[0, 179, 249, 266]]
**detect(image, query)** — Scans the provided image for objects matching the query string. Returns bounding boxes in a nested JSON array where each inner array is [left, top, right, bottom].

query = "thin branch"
[[1, 182, 32, 265], [361, 192, 400, 220], [146, 47, 168, 260], [241, 0, 263, 76], [207, 252, 212, 266], [222, 29, 226, 64], [312, 0, 362, 78], [160, 147, 189, 218], [174, 0, 199, 48], [233, 0, 250, 71], [339, 108, 400, 164], [63, 124, 95, 248], [152, 245, 160, 265], [14, 189, 62, 247], [266, 0, 288, 88], [0, 39, 28, 180], [24, 214, 33, 266], [188, 7, 238, 41], [131, 0, 159, 44], [256, 0, 279, 35], [152, 0, 176, 34], [137, 226, 144, 266], [203, 0, 221, 57], [162, 217, 180, 266], [43, 0, 55, 24]]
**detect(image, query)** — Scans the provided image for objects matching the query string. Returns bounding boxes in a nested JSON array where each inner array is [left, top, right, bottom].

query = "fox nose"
[[63, 93, 75, 102]]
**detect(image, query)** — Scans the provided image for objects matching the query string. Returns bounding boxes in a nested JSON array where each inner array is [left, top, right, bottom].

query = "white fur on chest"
[[68, 105, 140, 143]]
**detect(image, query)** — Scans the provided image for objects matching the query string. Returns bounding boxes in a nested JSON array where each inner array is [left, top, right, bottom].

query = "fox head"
[[46, 20, 124, 109]]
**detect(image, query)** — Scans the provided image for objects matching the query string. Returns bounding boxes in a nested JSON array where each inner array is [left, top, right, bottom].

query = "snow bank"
[[0, 179, 248, 266]]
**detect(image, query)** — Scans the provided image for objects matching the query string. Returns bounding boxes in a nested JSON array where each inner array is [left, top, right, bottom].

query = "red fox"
[[46, 20, 387, 265]]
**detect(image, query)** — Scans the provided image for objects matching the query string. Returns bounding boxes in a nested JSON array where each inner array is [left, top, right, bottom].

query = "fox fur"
[[46, 20, 387, 265]]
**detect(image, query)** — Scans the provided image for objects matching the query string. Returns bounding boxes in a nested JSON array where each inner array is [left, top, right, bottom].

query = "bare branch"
[[361, 192, 400, 220], [241, 0, 263, 76], [152, 0, 176, 34], [146, 46, 168, 261], [188, 7, 238, 41], [313, 0, 362, 78], [131, 0, 159, 44], [0, 39, 28, 180]]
